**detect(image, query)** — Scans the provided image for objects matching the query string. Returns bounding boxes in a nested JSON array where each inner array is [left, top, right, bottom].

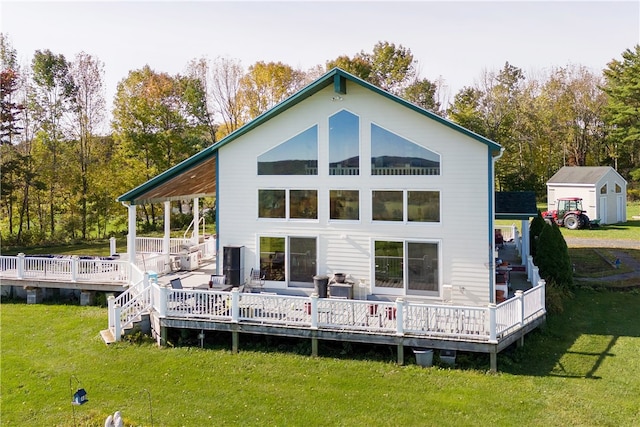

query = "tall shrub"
[[529, 211, 546, 259], [535, 222, 574, 313]]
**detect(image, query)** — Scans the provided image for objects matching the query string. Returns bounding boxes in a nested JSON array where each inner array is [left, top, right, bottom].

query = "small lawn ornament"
[[72, 388, 88, 405]]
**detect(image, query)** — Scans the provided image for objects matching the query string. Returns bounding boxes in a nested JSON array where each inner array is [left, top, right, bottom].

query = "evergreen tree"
[[529, 211, 546, 259]]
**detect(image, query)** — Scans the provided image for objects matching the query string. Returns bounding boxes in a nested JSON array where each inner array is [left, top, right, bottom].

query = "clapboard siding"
[[218, 83, 493, 304]]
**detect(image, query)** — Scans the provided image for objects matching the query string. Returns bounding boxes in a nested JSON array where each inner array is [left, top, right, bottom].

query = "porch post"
[[126, 203, 137, 265], [163, 201, 171, 256], [520, 219, 529, 266], [192, 197, 200, 245]]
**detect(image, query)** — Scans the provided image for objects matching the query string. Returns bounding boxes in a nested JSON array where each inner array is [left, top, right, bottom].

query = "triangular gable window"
[[371, 124, 440, 175], [258, 126, 318, 175]]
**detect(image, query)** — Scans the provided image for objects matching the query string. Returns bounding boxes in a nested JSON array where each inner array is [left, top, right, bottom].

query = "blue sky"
[[2, 1, 639, 112]]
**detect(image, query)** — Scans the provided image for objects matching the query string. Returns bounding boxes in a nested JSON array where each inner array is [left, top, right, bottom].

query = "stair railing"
[[109, 264, 153, 341]]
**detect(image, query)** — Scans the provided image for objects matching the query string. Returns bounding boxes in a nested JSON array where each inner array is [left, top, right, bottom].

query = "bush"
[[535, 221, 574, 289], [529, 211, 546, 259]]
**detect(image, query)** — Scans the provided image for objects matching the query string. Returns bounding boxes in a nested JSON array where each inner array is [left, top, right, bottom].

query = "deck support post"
[[397, 343, 404, 365], [160, 326, 168, 347], [311, 336, 318, 357], [489, 349, 497, 372], [232, 331, 239, 354]]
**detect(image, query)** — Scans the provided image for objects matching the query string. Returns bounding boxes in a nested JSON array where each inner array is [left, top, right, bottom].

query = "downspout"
[[489, 147, 505, 303]]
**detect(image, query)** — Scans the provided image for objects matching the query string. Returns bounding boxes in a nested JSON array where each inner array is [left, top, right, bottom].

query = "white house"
[[118, 68, 506, 306], [547, 166, 627, 224], [110, 69, 546, 370]]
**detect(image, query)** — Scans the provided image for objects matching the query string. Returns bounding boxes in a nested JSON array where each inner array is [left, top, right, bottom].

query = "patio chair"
[[210, 274, 226, 286], [248, 268, 265, 292]]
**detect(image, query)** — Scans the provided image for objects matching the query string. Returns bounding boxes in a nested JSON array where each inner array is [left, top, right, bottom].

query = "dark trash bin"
[[313, 275, 329, 298]]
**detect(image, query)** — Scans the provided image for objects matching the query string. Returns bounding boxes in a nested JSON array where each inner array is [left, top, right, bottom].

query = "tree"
[[184, 57, 218, 144], [186, 56, 243, 139], [238, 61, 306, 120], [528, 211, 546, 259], [112, 65, 209, 227], [30, 49, 76, 237], [603, 45, 640, 177], [326, 41, 440, 111], [402, 77, 440, 113], [68, 52, 106, 238]]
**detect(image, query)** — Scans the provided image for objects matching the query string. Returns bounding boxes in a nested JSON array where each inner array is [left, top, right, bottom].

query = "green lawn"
[[2, 289, 639, 426]]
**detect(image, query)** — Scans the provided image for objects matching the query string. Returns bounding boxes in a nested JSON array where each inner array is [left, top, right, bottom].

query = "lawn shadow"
[[498, 289, 640, 378]]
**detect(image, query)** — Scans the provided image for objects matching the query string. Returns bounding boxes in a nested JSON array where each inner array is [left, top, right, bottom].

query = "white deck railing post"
[[71, 255, 78, 282], [311, 294, 319, 329], [538, 279, 546, 309], [108, 295, 116, 330], [109, 237, 117, 255], [488, 304, 497, 343], [17, 253, 24, 279], [114, 304, 122, 341], [157, 284, 167, 317], [231, 288, 240, 322], [395, 298, 404, 336], [515, 290, 524, 327], [527, 256, 534, 282]]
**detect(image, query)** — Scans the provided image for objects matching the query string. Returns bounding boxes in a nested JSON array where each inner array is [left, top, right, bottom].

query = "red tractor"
[[542, 197, 591, 230]]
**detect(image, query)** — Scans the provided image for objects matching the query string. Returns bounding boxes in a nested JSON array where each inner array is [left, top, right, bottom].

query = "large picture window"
[[372, 191, 403, 221], [258, 126, 318, 175], [375, 240, 439, 296], [258, 189, 317, 220], [259, 236, 317, 286], [290, 190, 318, 219], [258, 190, 285, 218], [373, 190, 440, 223], [330, 190, 359, 220], [371, 124, 440, 175], [408, 191, 440, 222], [329, 110, 359, 175]]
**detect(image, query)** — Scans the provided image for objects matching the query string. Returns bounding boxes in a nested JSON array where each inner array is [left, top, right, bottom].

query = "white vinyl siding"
[[218, 84, 491, 304]]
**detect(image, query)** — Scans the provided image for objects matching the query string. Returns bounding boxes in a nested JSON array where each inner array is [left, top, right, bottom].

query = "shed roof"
[[495, 191, 538, 220], [547, 166, 620, 186], [118, 67, 502, 204]]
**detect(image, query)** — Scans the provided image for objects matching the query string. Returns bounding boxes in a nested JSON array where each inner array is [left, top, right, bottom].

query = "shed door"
[[599, 197, 607, 224]]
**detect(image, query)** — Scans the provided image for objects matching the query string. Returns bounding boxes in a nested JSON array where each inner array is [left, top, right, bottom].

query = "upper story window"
[[258, 189, 318, 220], [330, 190, 360, 220], [258, 126, 318, 175], [371, 124, 440, 175], [372, 190, 404, 221], [372, 190, 440, 223], [329, 110, 359, 175]]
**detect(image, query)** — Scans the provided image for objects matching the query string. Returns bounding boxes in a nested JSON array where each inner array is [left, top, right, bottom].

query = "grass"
[[2, 289, 640, 426]]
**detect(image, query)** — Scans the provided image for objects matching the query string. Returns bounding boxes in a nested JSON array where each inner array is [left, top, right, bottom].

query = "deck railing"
[[0, 254, 129, 283], [129, 281, 546, 343], [134, 237, 217, 259], [108, 264, 151, 338]]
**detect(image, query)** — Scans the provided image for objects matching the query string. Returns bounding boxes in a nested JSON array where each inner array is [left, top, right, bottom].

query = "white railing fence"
[[0, 254, 129, 283], [108, 265, 151, 339], [109, 281, 546, 343]]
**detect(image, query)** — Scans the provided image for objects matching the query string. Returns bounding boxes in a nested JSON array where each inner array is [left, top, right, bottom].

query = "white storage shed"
[[546, 166, 627, 224]]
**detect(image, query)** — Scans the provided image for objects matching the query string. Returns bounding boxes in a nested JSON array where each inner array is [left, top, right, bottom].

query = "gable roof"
[[118, 68, 502, 204], [495, 191, 538, 220], [547, 166, 624, 186]]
